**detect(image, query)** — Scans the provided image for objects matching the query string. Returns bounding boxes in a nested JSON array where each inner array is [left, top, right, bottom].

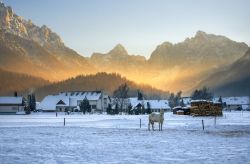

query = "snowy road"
[[0, 112, 250, 164]]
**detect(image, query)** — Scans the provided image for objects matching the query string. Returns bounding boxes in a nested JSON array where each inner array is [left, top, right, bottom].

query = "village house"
[[0, 96, 25, 114], [214, 96, 250, 110], [40, 91, 110, 113], [181, 96, 250, 111], [128, 97, 171, 113]]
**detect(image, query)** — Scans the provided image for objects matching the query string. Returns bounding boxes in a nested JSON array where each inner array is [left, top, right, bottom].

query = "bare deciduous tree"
[[113, 83, 129, 114]]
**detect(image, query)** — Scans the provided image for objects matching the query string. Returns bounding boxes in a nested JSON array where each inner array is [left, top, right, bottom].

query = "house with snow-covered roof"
[[0, 96, 25, 114], [40, 91, 110, 113], [128, 97, 171, 113], [213, 96, 250, 110]]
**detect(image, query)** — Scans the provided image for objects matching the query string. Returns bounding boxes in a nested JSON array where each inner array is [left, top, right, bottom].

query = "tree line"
[[107, 83, 152, 115], [168, 86, 214, 109]]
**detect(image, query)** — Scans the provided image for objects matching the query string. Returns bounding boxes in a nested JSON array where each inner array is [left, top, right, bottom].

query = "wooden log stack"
[[190, 100, 223, 116]]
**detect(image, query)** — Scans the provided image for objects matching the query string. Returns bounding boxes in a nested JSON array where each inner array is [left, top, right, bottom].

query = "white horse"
[[148, 109, 164, 131]]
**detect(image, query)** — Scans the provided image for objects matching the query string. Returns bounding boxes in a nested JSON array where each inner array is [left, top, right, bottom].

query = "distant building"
[[40, 91, 110, 113], [0, 96, 25, 114], [128, 97, 171, 113], [214, 96, 250, 110]]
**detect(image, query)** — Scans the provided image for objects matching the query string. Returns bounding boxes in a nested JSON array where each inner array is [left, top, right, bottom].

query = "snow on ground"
[[0, 112, 250, 164]]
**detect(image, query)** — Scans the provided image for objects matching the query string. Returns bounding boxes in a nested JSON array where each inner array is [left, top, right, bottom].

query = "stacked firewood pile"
[[190, 100, 223, 116]]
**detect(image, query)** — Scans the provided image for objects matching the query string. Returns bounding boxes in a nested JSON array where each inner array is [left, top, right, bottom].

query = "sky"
[[3, 0, 250, 58]]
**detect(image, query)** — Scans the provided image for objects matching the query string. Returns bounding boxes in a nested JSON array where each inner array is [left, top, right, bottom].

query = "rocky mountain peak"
[[195, 30, 207, 37], [0, 2, 64, 48], [186, 30, 211, 43], [160, 41, 173, 48], [192, 30, 230, 43], [0, 2, 13, 29], [149, 30, 249, 69], [109, 44, 128, 56]]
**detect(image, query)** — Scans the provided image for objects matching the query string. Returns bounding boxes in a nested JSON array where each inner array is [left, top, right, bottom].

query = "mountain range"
[[0, 2, 95, 81], [87, 31, 248, 93], [0, 2, 249, 98]]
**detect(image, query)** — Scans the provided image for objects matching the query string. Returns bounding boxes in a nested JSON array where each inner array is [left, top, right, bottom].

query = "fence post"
[[140, 119, 141, 128], [64, 118, 65, 126], [214, 116, 216, 127], [202, 120, 204, 131]]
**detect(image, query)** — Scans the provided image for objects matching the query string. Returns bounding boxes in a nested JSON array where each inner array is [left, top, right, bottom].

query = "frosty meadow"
[[0, 112, 250, 163]]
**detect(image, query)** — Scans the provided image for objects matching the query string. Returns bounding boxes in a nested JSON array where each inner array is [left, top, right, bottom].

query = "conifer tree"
[[137, 90, 143, 100], [218, 96, 223, 104], [191, 87, 213, 100], [31, 94, 36, 111], [79, 97, 91, 114], [14, 91, 17, 97], [169, 93, 175, 109], [146, 102, 152, 114], [106, 104, 112, 114], [114, 103, 119, 114], [128, 103, 133, 115]]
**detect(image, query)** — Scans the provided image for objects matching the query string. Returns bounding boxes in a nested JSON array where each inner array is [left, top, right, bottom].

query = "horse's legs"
[[159, 122, 160, 131], [152, 122, 154, 131], [148, 122, 150, 131]]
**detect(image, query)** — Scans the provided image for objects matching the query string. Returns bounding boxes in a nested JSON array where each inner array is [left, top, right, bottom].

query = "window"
[[91, 105, 97, 109]]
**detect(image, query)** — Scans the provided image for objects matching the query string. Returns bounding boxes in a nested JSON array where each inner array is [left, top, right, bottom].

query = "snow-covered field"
[[0, 112, 250, 164]]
